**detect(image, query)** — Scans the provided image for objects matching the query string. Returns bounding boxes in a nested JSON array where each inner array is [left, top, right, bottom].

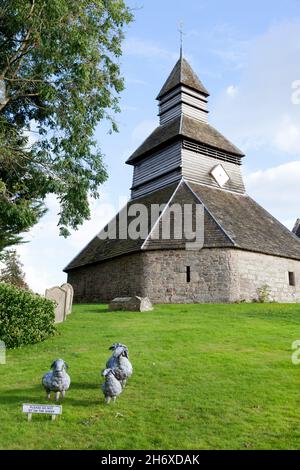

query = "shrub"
[[256, 284, 272, 303], [0, 283, 56, 348]]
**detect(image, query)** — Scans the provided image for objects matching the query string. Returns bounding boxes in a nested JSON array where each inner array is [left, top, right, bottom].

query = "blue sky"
[[12, 0, 300, 292]]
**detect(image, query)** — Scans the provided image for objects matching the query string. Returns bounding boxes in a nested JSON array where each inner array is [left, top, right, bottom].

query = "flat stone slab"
[[109, 296, 153, 312]]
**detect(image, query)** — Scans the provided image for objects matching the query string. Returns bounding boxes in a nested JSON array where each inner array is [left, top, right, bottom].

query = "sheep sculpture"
[[106, 343, 133, 388], [40, 346, 132, 405], [101, 368, 123, 404], [100, 343, 133, 404], [42, 359, 71, 401], [106, 343, 127, 369]]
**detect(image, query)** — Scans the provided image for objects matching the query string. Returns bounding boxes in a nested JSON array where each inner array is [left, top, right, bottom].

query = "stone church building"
[[64, 55, 300, 303]]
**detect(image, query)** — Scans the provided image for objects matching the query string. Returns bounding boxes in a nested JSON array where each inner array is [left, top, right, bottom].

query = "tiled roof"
[[64, 181, 300, 272], [64, 184, 178, 271], [157, 57, 209, 99], [189, 182, 300, 260], [126, 115, 244, 164]]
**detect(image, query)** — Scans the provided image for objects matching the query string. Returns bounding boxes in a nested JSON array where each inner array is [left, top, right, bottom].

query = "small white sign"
[[22, 404, 62, 421]]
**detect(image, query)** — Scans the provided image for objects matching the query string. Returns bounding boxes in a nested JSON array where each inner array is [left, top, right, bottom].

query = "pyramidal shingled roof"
[[126, 115, 244, 163], [157, 56, 209, 99]]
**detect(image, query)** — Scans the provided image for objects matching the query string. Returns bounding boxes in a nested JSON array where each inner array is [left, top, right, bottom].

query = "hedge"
[[0, 283, 56, 348]]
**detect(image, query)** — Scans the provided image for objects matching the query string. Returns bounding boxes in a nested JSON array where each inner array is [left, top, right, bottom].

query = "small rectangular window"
[[186, 266, 191, 283], [288, 272, 296, 286]]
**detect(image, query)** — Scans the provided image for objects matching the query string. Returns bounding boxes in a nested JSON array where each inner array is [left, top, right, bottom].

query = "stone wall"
[[232, 250, 300, 303], [67, 248, 300, 304], [67, 248, 238, 304], [142, 248, 237, 303], [67, 253, 145, 303]]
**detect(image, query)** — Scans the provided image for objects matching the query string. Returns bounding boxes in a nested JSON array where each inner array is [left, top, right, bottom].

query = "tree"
[[0, 0, 133, 252], [0, 249, 29, 289]]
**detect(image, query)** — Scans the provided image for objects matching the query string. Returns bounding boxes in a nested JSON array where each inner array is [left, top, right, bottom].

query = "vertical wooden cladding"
[[182, 148, 245, 194]]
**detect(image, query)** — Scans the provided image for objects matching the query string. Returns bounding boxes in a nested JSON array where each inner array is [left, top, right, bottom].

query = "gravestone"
[[109, 296, 153, 312], [45, 286, 67, 323], [0, 340, 6, 365], [61, 283, 73, 315]]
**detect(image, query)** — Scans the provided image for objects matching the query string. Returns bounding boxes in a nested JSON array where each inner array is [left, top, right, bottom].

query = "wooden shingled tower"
[[65, 55, 300, 304]]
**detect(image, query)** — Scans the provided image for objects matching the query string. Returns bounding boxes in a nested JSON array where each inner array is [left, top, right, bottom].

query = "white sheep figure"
[[101, 368, 123, 404], [42, 359, 71, 401], [106, 343, 133, 388]]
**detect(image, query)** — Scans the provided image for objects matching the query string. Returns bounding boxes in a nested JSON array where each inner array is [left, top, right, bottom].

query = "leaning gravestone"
[[45, 286, 67, 323], [61, 283, 73, 315], [109, 296, 153, 312]]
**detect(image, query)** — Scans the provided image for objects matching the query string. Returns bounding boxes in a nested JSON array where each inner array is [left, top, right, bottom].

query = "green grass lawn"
[[1, 303, 300, 450]]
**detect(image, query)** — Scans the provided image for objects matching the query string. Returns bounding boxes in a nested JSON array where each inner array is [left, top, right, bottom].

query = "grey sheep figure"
[[106, 343, 133, 388], [106, 343, 128, 369], [42, 359, 71, 401], [101, 368, 123, 404]]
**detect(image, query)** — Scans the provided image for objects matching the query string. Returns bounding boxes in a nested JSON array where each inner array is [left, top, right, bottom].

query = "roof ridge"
[[141, 179, 183, 250], [179, 56, 184, 82], [183, 179, 236, 246], [156, 56, 209, 100], [179, 113, 183, 133], [246, 194, 300, 244], [126, 114, 244, 164], [181, 115, 245, 157]]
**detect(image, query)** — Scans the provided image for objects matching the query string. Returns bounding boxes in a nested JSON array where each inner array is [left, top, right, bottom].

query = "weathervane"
[[178, 21, 185, 58]]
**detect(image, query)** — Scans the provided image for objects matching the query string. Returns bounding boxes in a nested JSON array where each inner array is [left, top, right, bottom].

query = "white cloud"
[[213, 20, 300, 156], [67, 199, 116, 250], [275, 115, 300, 154], [120, 119, 157, 163], [16, 192, 117, 294], [226, 85, 239, 97], [292, 80, 300, 104], [245, 160, 300, 229], [131, 119, 157, 146], [189, 23, 250, 71], [124, 37, 177, 61]]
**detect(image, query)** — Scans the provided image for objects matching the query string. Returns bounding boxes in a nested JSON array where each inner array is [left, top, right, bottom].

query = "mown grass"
[[1, 303, 300, 450]]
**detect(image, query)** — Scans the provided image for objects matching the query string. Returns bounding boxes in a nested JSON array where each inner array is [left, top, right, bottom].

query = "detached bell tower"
[[65, 48, 300, 305], [126, 54, 245, 199]]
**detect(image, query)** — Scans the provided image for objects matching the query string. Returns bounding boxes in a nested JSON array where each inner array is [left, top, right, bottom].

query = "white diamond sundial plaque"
[[211, 164, 230, 187]]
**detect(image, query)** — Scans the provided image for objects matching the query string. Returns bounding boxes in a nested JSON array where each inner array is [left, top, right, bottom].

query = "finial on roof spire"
[[178, 21, 185, 58]]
